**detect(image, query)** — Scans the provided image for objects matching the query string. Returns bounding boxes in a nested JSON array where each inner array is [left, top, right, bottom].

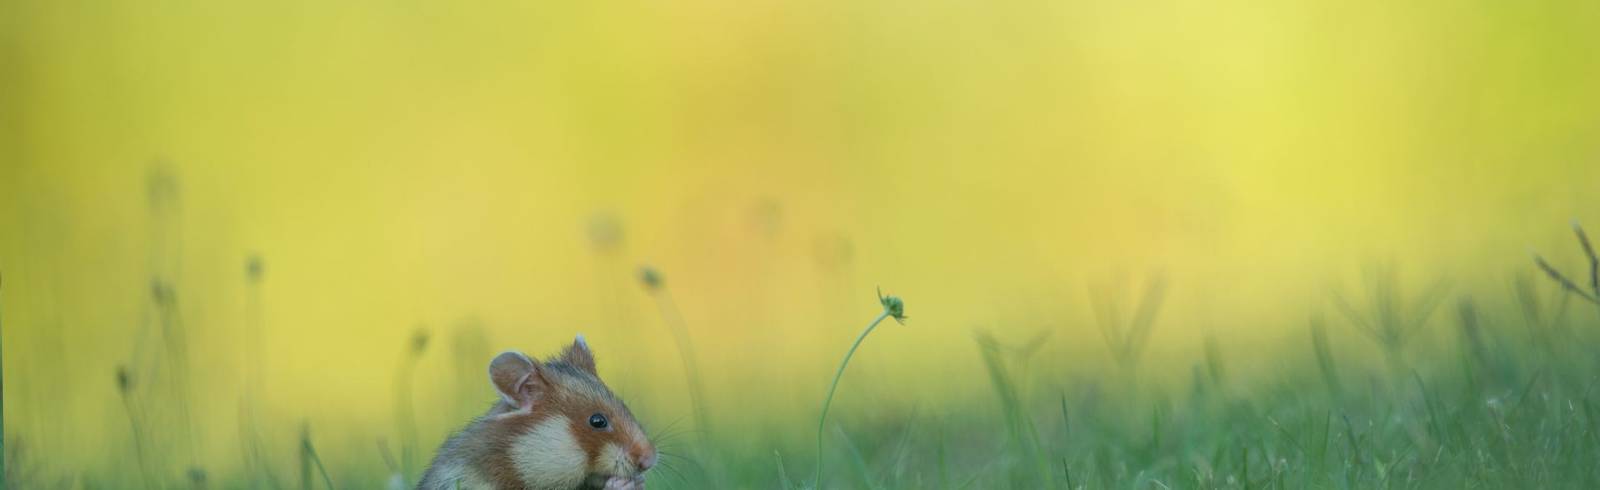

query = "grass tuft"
[[1330, 265, 1449, 374], [1088, 272, 1167, 381], [1532, 221, 1600, 307], [1308, 313, 1343, 397], [975, 331, 1050, 488]]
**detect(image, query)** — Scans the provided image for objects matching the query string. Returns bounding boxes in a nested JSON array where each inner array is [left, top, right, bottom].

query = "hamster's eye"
[[588, 413, 609, 429]]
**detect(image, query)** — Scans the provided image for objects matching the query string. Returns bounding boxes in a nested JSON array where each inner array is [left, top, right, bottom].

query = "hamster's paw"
[[603, 476, 645, 490]]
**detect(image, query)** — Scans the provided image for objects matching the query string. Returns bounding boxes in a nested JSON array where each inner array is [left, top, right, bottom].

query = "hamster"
[[418, 336, 657, 490]]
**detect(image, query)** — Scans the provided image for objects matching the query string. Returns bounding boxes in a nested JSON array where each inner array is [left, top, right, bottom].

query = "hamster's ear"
[[561, 334, 598, 375], [489, 351, 545, 410]]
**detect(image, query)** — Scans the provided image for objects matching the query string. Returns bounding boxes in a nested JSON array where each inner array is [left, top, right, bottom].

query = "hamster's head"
[[490, 336, 657, 489]]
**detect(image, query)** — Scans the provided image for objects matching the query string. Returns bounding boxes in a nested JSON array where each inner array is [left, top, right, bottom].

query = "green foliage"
[[1089, 273, 1168, 378], [1331, 265, 1450, 371], [24, 240, 1600, 489]]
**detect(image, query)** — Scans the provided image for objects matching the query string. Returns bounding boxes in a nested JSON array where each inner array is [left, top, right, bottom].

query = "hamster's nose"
[[631, 445, 658, 471]]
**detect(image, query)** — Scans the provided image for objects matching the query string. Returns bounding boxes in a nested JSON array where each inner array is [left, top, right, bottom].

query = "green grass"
[[783, 269, 1600, 489], [18, 243, 1600, 489], [298, 423, 335, 490]]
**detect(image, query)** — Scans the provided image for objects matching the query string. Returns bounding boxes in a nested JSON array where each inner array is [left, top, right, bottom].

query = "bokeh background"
[[3, 0, 1600, 487]]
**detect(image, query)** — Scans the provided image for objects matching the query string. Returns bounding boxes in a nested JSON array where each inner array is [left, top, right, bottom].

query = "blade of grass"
[[1573, 221, 1599, 298], [1534, 255, 1600, 305]]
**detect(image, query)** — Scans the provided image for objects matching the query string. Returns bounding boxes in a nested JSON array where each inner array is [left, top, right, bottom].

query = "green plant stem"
[[1, 272, 6, 490], [650, 290, 713, 447], [394, 356, 421, 485], [121, 392, 152, 489], [815, 309, 891, 489], [301, 424, 335, 489]]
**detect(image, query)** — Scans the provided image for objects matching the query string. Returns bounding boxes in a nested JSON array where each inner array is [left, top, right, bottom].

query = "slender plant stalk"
[[815, 309, 890, 488], [1330, 266, 1448, 377], [1309, 314, 1342, 396], [775, 450, 794, 490], [815, 289, 904, 489], [1513, 273, 1550, 346], [241, 257, 276, 487], [147, 168, 198, 462], [395, 363, 416, 483], [377, 438, 402, 487], [1534, 256, 1598, 304], [117, 367, 153, 489], [301, 425, 312, 490], [1, 272, 5, 490], [1574, 222, 1599, 296], [301, 423, 335, 489], [976, 332, 1049, 486], [157, 284, 198, 459], [647, 285, 713, 447], [1532, 221, 1600, 308], [1203, 335, 1226, 388], [638, 264, 721, 485], [1456, 298, 1493, 376], [395, 329, 429, 485]]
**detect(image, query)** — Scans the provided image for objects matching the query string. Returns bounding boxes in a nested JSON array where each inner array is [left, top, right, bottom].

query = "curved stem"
[[395, 356, 421, 484], [1, 273, 5, 490], [652, 290, 713, 447], [815, 309, 891, 488]]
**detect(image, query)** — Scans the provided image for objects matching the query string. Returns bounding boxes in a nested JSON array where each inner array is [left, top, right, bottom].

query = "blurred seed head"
[[146, 164, 182, 215], [116, 365, 133, 394], [878, 287, 907, 324], [150, 280, 174, 306], [749, 198, 784, 239], [410, 328, 431, 356], [187, 467, 207, 487], [246, 254, 264, 283], [812, 232, 854, 271], [638, 266, 663, 291], [586, 212, 624, 256]]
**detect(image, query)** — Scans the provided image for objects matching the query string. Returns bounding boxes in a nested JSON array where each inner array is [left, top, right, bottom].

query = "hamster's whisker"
[[656, 450, 693, 461], [418, 338, 657, 490], [649, 429, 693, 447], [652, 460, 688, 484], [646, 417, 690, 439], [656, 452, 711, 483]]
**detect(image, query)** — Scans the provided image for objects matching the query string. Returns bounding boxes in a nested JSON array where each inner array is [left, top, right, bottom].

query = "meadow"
[[6, 0, 1600, 488], [6, 205, 1600, 489]]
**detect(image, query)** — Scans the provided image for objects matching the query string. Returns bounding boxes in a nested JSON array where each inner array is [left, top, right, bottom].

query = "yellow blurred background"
[[3, 0, 1599, 480]]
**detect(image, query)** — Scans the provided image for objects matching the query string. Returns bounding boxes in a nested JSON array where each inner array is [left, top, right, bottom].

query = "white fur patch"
[[510, 416, 588, 490], [599, 443, 631, 478]]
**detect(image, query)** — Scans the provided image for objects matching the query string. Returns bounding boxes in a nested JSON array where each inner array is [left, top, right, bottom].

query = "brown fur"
[[418, 339, 653, 490]]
